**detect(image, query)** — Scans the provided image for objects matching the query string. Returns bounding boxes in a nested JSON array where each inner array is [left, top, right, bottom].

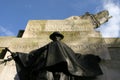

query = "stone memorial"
[[0, 10, 120, 80]]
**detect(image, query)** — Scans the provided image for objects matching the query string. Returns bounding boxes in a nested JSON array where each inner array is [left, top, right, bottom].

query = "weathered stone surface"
[[104, 38, 120, 47], [0, 60, 5, 73], [0, 60, 17, 80], [0, 10, 118, 80], [0, 37, 110, 60], [101, 47, 120, 80], [22, 20, 95, 37], [23, 29, 102, 38]]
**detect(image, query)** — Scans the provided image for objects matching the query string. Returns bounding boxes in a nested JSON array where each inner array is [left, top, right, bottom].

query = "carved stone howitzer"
[[66, 10, 112, 28]]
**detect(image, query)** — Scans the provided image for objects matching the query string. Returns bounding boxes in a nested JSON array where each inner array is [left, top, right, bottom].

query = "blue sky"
[[0, 0, 120, 37]]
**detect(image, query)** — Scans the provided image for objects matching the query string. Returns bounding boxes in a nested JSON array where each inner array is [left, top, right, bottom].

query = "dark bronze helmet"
[[49, 31, 64, 40]]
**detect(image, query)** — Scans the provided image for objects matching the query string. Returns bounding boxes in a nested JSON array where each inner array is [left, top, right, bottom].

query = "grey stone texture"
[[0, 11, 119, 80]]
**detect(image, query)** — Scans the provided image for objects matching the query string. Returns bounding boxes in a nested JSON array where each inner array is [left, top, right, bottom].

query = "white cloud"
[[0, 25, 15, 36], [98, 0, 120, 37]]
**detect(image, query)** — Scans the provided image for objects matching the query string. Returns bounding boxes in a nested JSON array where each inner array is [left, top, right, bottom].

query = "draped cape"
[[13, 41, 103, 80]]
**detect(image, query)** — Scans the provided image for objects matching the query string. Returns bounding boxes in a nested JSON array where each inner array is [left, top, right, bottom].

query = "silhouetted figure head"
[[49, 31, 64, 41]]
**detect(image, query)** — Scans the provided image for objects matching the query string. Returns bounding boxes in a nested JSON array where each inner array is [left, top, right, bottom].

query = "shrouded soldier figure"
[[10, 31, 103, 80]]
